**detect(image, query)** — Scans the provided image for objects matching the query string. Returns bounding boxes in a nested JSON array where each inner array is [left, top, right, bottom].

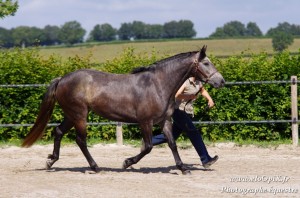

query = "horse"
[[22, 45, 225, 174]]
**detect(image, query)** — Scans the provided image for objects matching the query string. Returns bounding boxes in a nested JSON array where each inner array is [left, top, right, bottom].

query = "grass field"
[[38, 38, 300, 63]]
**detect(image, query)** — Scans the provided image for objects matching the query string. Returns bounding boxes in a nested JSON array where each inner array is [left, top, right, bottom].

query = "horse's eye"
[[204, 62, 209, 66]]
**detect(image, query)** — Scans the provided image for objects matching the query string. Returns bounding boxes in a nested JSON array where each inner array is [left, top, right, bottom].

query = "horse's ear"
[[199, 45, 207, 61]]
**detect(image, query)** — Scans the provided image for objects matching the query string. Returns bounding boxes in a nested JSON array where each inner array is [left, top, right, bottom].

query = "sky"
[[1, 0, 299, 38]]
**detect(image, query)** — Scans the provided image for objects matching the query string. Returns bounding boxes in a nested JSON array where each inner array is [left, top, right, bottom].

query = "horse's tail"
[[22, 77, 61, 148]]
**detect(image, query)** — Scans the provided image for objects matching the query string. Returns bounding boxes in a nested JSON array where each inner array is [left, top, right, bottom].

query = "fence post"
[[291, 76, 298, 147], [116, 122, 123, 145]]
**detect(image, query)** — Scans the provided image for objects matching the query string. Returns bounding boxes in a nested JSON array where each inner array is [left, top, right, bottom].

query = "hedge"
[[196, 51, 299, 141], [0, 47, 299, 142]]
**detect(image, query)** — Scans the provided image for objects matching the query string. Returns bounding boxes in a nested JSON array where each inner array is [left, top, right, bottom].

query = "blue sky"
[[1, 0, 299, 38]]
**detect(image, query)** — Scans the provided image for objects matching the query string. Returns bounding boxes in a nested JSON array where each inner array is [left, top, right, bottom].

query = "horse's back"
[[55, 69, 140, 122], [56, 69, 118, 100]]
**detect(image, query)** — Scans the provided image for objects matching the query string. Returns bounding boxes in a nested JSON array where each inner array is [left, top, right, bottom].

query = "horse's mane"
[[131, 66, 155, 74], [131, 51, 198, 74]]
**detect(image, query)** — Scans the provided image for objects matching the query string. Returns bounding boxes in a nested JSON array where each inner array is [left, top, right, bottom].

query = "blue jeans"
[[152, 109, 212, 163]]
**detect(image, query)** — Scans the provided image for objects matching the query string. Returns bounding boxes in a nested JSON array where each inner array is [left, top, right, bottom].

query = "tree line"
[[0, 0, 299, 49], [1, 1, 299, 51], [210, 21, 298, 51], [0, 20, 197, 47], [1, 19, 299, 48]]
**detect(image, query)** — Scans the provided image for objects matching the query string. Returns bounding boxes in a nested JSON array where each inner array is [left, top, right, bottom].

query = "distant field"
[[38, 38, 300, 63]]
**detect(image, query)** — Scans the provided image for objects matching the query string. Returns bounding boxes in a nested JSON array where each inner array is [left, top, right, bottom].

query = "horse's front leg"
[[123, 121, 153, 169], [162, 119, 191, 175]]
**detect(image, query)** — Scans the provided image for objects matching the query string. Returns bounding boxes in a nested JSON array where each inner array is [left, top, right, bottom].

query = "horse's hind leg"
[[46, 118, 74, 169], [74, 120, 99, 172], [123, 122, 153, 169]]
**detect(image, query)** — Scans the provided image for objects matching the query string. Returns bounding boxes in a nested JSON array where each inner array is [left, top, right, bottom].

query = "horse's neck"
[[157, 60, 193, 101]]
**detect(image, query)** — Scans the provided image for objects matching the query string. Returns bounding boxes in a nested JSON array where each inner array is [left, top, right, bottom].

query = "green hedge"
[[0, 48, 92, 141], [0, 48, 299, 142], [194, 51, 299, 141]]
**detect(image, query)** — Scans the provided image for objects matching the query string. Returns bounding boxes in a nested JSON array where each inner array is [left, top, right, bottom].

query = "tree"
[[118, 21, 164, 40], [246, 22, 262, 37], [118, 23, 133, 40], [266, 22, 300, 37], [223, 21, 246, 37], [209, 27, 225, 38], [0, 0, 18, 18], [163, 21, 179, 38], [43, 25, 61, 45], [272, 31, 294, 52], [88, 23, 116, 42], [88, 25, 101, 41], [117, 20, 195, 40], [210, 21, 263, 38], [163, 20, 196, 38], [0, 27, 13, 47], [177, 20, 196, 38], [59, 21, 86, 45], [131, 21, 146, 39], [11, 26, 45, 47], [144, 24, 163, 39]]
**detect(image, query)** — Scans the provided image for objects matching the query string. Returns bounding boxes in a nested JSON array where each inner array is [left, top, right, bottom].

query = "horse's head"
[[191, 45, 225, 88]]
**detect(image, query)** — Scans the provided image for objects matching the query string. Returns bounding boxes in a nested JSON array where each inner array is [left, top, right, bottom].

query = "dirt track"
[[1, 143, 299, 198]]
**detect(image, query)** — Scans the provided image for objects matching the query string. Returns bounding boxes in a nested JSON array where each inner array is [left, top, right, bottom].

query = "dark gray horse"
[[22, 45, 225, 174]]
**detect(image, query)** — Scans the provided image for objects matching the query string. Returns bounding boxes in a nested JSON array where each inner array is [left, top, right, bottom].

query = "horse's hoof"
[[182, 170, 191, 175], [122, 160, 129, 169], [45, 160, 52, 170], [123, 158, 134, 169], [91, 166, 101, 173]]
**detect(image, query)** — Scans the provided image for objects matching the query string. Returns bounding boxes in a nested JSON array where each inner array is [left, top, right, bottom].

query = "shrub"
[[0, 48, 92, 141], [195, 51, 299, 141], [272, 31, 294, 52], [0, 47, 299, 142]]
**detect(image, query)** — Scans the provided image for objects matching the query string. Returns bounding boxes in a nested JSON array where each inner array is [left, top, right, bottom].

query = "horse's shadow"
[[35, 164, 215, 174]]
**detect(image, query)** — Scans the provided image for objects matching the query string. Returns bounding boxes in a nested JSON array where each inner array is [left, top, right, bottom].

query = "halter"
[[192, 59, 218, 84]]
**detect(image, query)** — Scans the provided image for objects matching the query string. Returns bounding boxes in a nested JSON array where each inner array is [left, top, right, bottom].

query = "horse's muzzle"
[[209, 72, 225, 88]]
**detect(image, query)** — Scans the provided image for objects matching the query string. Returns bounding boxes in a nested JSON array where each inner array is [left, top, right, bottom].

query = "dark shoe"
[[203, 155, 219, 168]]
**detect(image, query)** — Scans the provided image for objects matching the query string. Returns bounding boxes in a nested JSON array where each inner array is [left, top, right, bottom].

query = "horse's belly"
[[90, 103, 139, 123]]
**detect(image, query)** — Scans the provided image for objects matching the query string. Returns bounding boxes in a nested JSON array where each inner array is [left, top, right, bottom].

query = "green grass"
[[38, 38, 300, 64]]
